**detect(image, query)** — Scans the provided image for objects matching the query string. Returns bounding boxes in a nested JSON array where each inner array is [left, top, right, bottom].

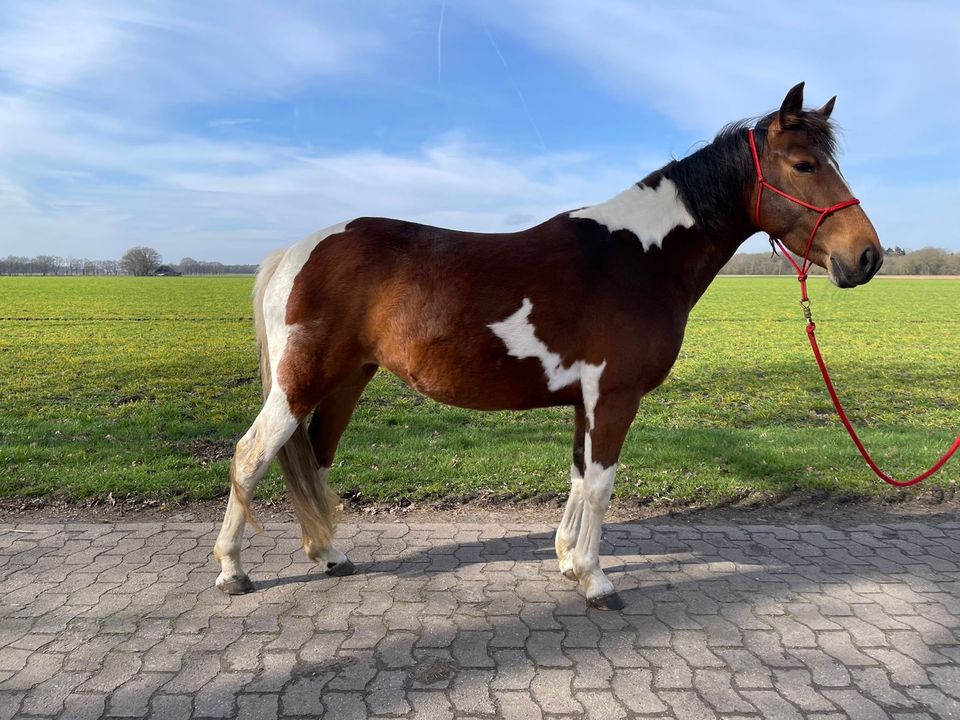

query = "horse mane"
[[664, 109, 838, 235]]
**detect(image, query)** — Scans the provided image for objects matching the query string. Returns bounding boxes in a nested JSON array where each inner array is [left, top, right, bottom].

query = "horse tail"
[[276, 427, 340, 557], [253, 248, 285, 399], [229, 249, 286, 532], [246, 247, 338, 552]]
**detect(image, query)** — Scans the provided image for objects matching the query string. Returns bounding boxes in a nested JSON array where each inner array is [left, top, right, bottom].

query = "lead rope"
[[749, 129, 960, 487]]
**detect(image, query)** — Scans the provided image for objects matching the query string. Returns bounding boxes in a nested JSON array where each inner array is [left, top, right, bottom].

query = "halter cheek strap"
[[748, 128, 860, 303]]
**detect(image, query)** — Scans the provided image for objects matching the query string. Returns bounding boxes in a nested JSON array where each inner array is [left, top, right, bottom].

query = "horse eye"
[[793, 161, 815, 173]]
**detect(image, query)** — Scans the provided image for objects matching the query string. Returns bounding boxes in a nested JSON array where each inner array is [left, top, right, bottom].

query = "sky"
[[0, 1, 958, 264]]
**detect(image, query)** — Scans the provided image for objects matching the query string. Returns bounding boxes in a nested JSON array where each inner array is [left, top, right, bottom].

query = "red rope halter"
[[748, 129, 960, 487]]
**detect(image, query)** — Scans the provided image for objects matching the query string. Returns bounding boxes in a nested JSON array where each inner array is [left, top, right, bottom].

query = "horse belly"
[[378, 334, 579, 411]]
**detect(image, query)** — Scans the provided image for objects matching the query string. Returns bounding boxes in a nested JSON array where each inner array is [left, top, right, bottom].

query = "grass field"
[[1, 275, 958, 508]]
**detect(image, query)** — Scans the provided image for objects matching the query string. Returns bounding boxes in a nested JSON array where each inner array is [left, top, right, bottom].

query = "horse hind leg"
[[288, 366, 376, 575], [214, 388, 299, 594], [556, 405, 586, 580], [275, 426, 352, 577]]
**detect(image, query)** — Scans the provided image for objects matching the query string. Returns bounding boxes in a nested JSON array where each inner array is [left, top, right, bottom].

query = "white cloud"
[[0, 1, 382, 108], [0, 97, 651, 261], [0, 3, 122, 89]]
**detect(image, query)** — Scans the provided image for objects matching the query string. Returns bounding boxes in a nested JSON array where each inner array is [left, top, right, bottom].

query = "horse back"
[[277, 215, 688, 412]]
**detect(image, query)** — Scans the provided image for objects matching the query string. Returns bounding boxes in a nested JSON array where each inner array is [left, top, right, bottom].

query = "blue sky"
[[1, 1, 958, 263]]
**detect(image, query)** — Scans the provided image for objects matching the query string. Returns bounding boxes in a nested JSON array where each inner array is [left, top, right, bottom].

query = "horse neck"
[[657, 132, 758, 305]]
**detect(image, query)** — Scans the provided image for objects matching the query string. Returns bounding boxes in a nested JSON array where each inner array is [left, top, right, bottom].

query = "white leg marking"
[[571, 360, 616, 596], [580, 362, 606, 430], [214, 389, 299, 589], [556, 464, 583, 576], [571, 462, 617, 599], [569, 178, 695, 251], [579, 360, 607, 464], [488, 299, 612, 591]]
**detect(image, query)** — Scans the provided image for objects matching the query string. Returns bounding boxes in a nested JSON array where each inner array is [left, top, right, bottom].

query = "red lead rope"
[[748, 129, 960, 487], [802, 320, 960, 487]]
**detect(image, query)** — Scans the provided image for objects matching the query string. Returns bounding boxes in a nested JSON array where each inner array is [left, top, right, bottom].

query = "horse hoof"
[[588, 592, 625, 611], [325, 558, 356, 577], [218, 575, 255, 595], [562, 568, 578, 582]]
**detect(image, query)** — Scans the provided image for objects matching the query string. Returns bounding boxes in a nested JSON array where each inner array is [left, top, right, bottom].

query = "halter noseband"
[[747, 128, 860, 303]]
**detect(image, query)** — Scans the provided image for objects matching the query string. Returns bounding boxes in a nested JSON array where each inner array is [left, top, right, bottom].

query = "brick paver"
[[2, 516, 960, 718]]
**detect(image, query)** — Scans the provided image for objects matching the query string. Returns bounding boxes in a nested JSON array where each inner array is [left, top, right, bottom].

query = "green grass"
[[1, 275, 958, 507]]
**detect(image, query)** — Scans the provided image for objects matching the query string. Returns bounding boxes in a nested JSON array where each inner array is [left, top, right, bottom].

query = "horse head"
[[751, 82, 882, 287]]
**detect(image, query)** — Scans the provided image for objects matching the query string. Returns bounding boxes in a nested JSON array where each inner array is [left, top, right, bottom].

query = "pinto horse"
[[214, 82, 882, 609]]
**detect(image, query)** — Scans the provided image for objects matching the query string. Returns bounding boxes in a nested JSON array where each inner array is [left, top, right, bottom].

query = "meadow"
[[1, 275, 957, 508]]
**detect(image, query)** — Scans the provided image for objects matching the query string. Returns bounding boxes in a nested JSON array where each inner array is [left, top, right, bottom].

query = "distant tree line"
[[0, 246, 258, 276], [3, 245, 957, 277], [176, 257, 259, 276], [720, 246, 960, 276]]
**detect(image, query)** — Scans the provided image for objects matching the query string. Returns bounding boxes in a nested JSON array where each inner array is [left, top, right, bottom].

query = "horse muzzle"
[[830, 245, 883, 287]]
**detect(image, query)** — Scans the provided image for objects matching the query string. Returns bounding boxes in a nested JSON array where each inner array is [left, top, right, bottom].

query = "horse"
[[213, 82, 882, 610]]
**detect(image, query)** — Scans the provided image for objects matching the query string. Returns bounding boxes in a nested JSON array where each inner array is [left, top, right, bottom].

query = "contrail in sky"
[[437, 0, 446, 85]]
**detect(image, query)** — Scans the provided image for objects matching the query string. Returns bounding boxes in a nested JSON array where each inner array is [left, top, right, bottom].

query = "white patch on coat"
[[261, 221, 350, 382], [488, 298, 605, 393], [826, 158, 854, 195], [570, 179, 695, 251]]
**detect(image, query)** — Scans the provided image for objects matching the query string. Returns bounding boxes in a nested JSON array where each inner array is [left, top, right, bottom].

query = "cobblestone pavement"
[[2, 517, 960, 719]]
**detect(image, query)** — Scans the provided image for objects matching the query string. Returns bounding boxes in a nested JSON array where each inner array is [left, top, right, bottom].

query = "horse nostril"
[[859, 246, 880, 278]]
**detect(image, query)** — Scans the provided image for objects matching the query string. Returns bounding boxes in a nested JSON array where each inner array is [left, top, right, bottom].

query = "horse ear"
[[778, 81, 805, 128], [816, 96, 836, 120]]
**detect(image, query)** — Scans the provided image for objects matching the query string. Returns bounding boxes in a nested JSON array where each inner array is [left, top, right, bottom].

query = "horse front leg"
[[570, 392, 639, 610], [555, 405, 586, 580]]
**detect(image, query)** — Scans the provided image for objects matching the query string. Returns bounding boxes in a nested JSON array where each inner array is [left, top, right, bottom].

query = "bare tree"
[[35, 256, 59, 276], [120, 246, 162, 276]]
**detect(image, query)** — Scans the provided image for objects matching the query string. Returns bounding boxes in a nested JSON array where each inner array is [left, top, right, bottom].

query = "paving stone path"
[[2, 516, 960, 719]]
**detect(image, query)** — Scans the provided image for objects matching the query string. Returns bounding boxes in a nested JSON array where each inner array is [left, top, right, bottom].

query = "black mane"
[[663, 110, 838, 235]]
